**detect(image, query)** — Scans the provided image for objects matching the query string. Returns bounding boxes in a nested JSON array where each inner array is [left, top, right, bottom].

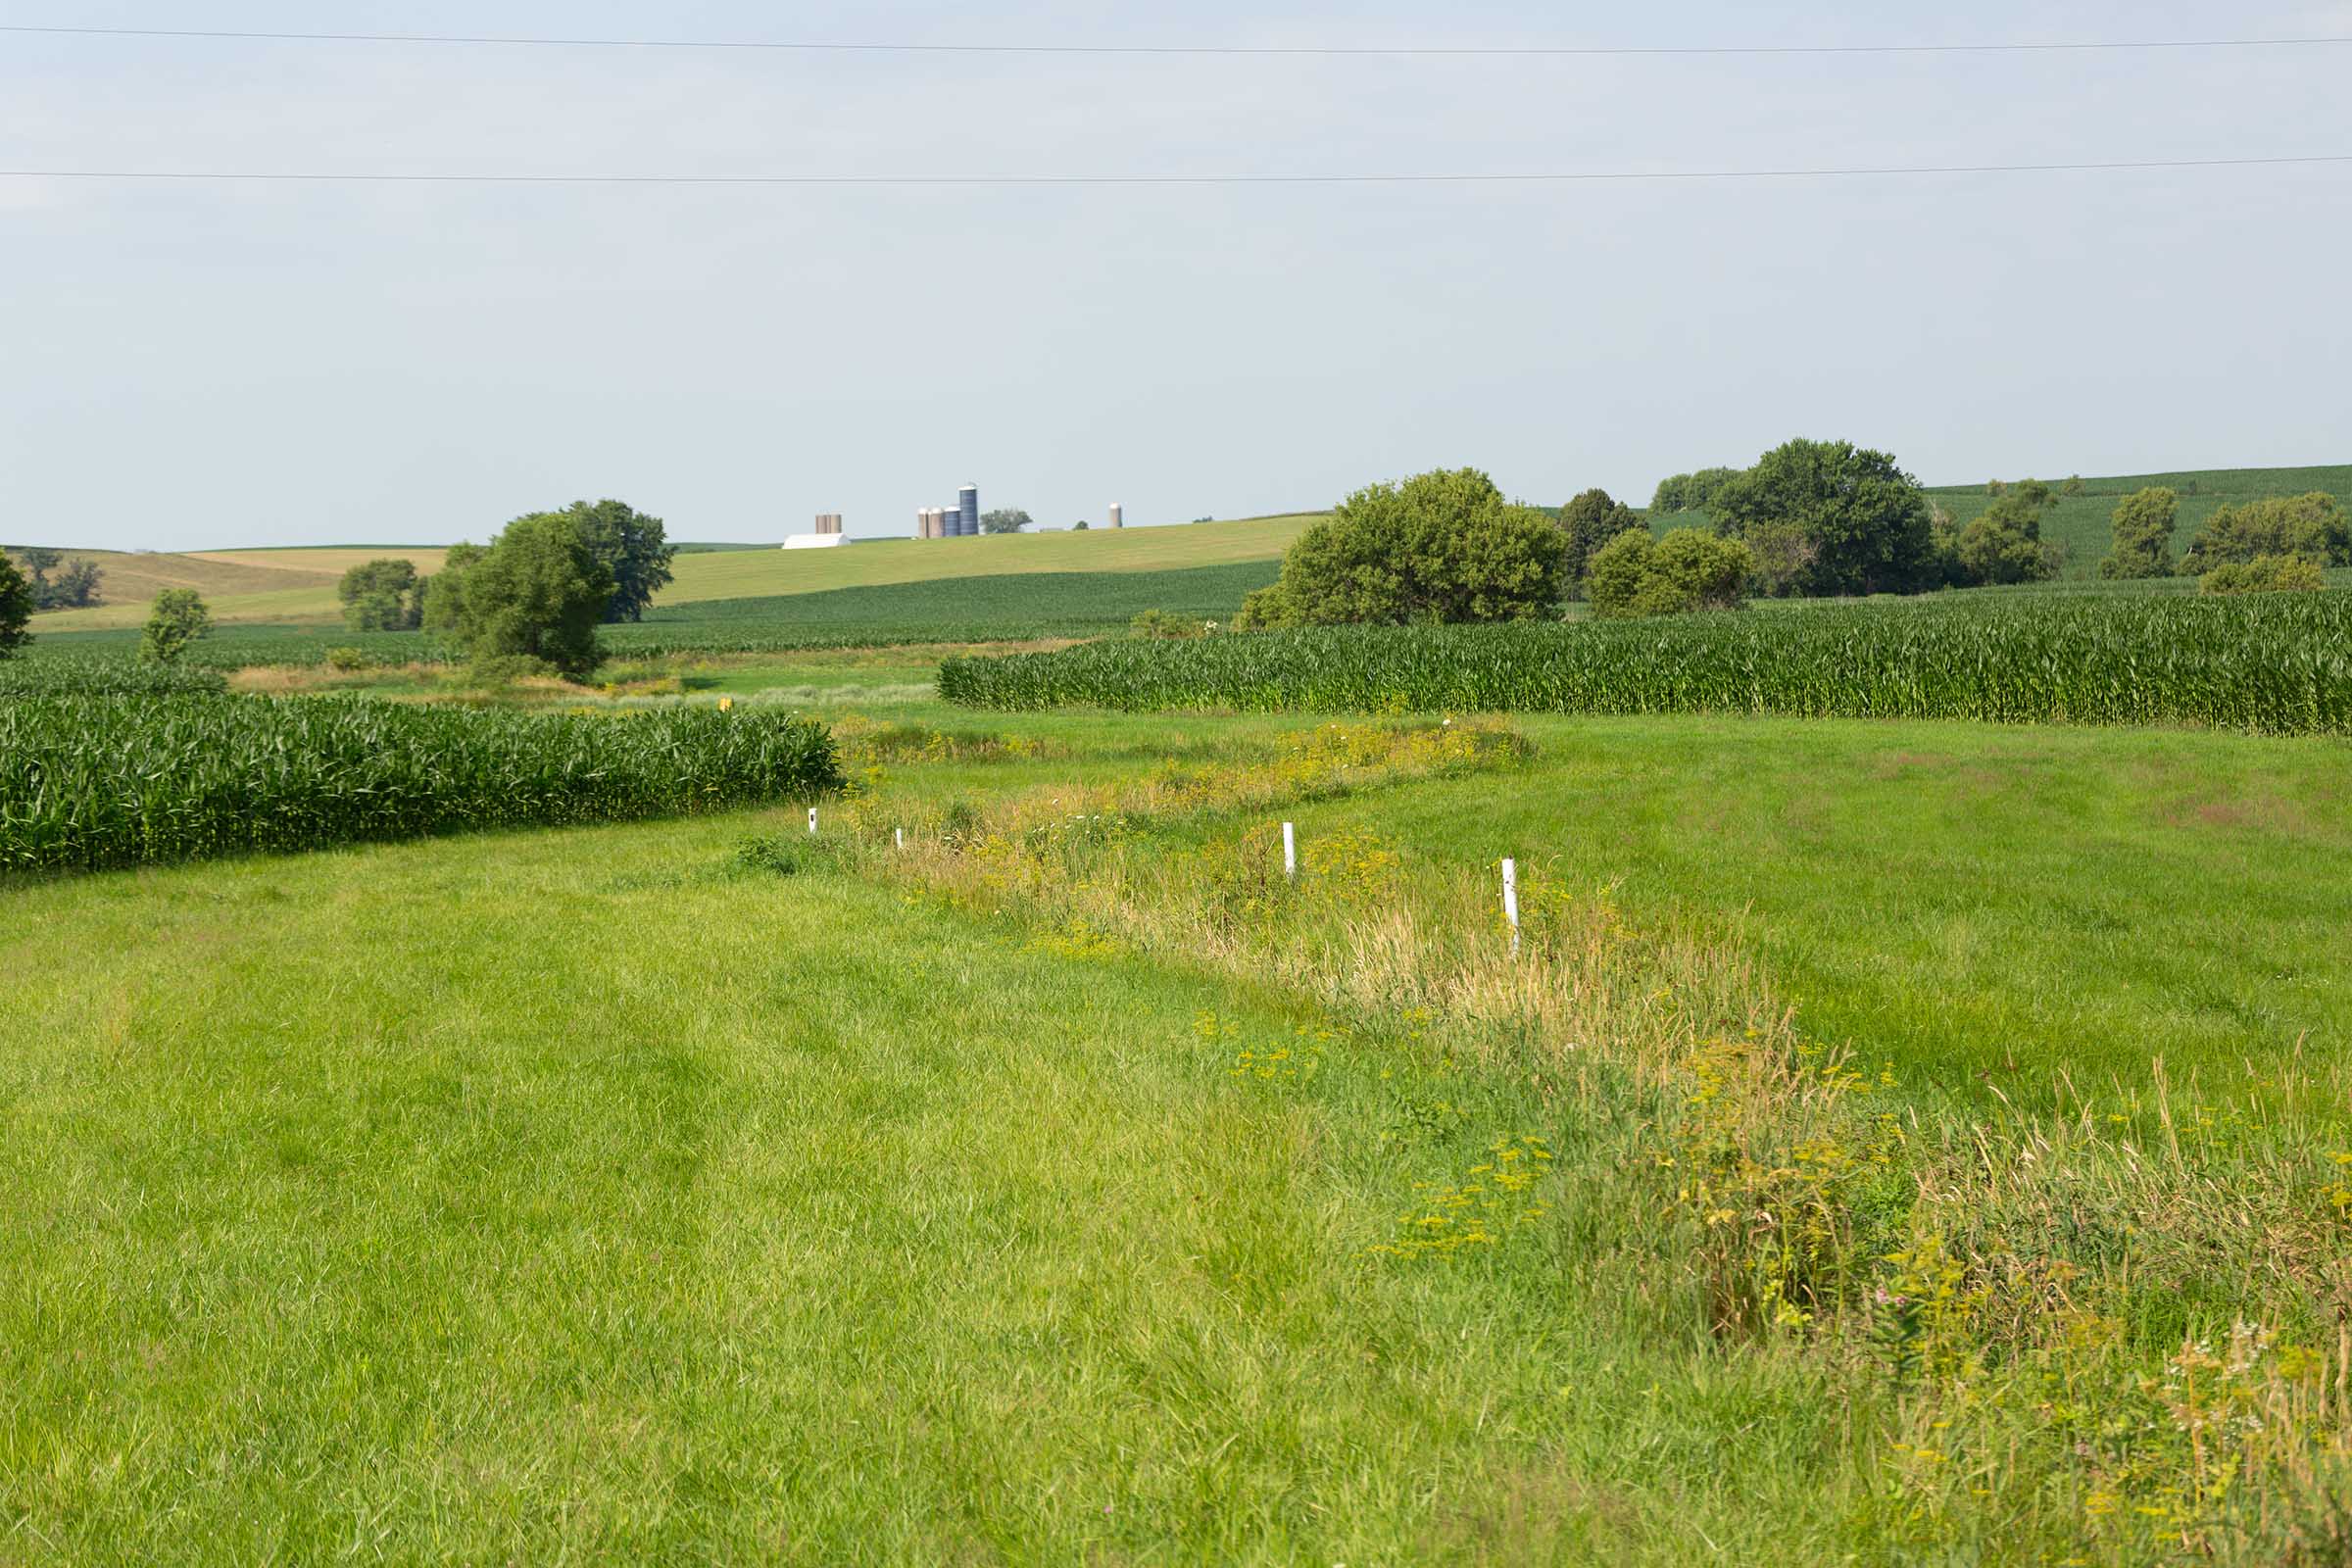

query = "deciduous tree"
[[560, 499, 675, 622], [455, 514, 614, 679], [2180, 493, 2351, 575], [0, 555, 31, 657], [1556, 488, 1640, 595], [139, 590, 212, 664], [1711, 439, 1937, 596], [2097, 488, 2180, 579], [337, 558, 422, 632], [1257, 467, 1565, 626]]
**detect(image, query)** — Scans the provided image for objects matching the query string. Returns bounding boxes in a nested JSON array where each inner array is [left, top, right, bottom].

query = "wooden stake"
[[1501, 858, 1521, 956]]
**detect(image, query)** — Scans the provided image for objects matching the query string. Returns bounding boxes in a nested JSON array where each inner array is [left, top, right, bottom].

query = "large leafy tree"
[[336, 558, 422, 632], [1710, 439, 1937, 596], [558, 499, 675, 623], [980, 508, 1033, 535], [456, 513, 615, 678], [2098, 487, 2180, 579], [1555, 488, 1641, 595], [1244, 468, 1565, 628], [0, 555, 32, 657], [418, 543, 485, 632]]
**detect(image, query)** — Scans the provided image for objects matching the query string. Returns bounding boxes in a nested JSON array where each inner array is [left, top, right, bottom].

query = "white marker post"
[[1501, 858, 1521, 956], [808, 807, 818, 836], [1282, 822, 1297, 880], [895, 826, 905, 851]]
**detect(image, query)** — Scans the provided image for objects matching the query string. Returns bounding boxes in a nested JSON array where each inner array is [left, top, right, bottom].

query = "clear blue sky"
[[6, 1, 2349, 549]]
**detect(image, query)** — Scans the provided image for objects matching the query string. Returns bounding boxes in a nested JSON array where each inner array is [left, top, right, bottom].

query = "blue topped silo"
[[958, 484, 979, 538]]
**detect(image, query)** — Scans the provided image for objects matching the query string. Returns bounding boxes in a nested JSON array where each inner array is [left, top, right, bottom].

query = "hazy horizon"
[[8, 1, 2350, 552]]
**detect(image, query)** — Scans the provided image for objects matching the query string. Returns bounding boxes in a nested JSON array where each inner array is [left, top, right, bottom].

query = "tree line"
[[1, 548, 104, 611], [0, 499, 676, 676], [1228, 440, 2347, 631]]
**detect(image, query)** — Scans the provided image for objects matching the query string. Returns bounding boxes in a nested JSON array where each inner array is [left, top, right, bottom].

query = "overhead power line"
[[5, 23, 2351, 58], [4, 156, 2348, 187]]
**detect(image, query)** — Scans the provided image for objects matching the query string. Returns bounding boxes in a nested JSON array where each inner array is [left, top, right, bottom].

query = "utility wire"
[[4, 24, 2351, 57], [4, 156, 2348, 186]]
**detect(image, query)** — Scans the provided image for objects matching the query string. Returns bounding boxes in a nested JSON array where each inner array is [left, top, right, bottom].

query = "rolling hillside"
[[19, 514, 1320, 631], [1923, 464, 2351, 578]]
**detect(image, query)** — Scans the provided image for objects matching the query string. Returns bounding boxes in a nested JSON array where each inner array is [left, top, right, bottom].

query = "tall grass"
[[0, 696, 841, 873], [815, 729, 2352, 1561], [941, 594, 2352, 733]]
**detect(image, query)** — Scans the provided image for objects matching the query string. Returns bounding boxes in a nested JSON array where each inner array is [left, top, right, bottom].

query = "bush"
[[139, 590, 212, 664], [1258, 467, 1566, 627], [323, 647, 371, 672], [2180, 493, 2352, 575], [2098, 487, 2180, 579], [1588, 528, 1751, 619], [1711, 439, 1937, 596], [1129, 609, 1205, 639], [2198, 555, 2327, 596]]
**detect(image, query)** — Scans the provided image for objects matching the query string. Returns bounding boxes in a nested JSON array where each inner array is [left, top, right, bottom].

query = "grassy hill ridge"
[[20, 514, 1320, 632]]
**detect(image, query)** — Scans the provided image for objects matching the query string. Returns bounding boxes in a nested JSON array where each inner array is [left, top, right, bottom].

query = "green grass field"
[[5, 667, 2348, 1561]]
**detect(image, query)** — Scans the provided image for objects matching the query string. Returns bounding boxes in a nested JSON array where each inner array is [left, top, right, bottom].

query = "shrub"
[[1711, 439, 1938, 596], [2198, 555, 2327, 596], [2181, 493, 2352, 574], [323, 646, 371, 672], [2098, 487, 2180, 580], [138, 590, 212, 664], [1588, 527, 1751, 618], [1129, 609, 1205, 640]]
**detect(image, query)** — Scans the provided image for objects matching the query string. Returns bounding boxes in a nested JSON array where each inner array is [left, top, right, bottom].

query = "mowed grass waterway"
[[3, 692, 2348, 1560]]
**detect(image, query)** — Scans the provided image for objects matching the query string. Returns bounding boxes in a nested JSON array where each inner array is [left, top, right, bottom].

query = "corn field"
[[0, 659, 228, 699], [939, 595, 2352, 733], [0, 696, 843, 873]]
